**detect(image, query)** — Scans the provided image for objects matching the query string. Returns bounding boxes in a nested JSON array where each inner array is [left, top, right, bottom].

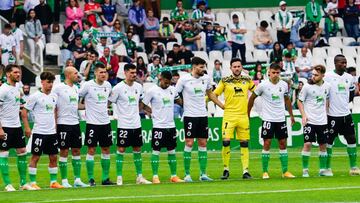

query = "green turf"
[[1, 147, 360, 202]]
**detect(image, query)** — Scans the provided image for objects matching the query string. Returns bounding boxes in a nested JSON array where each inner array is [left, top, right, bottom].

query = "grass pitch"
[[1, 147, 360, 203]]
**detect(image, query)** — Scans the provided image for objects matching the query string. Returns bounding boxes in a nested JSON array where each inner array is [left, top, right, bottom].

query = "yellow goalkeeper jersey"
[[213, 75, 256, 116]]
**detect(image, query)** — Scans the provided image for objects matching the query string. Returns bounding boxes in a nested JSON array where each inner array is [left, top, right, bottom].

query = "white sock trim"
[[168, 149, 176, 154], [319, 151, 327, 156], [28, 167, 37, 175], [59, 157, 68, 162], [133, 151, 141, 154], [279, 149, 288, 154], [198, 147, 207, 152], [152, 151, 160, 155], [326, 144, 333, 149], [348, 144, 356, 148], [184, 146, 192, 152], [72, 156, 81, 160], [86, 154, 94, 161], [116, 151, 125, 155], [17, 152, 27, 156], [48, 167, 58, 174], [0, 151, 9, 157], [101, 153, 110, 159], [301, 151, 311, 156], [262, 150, 270, 154]]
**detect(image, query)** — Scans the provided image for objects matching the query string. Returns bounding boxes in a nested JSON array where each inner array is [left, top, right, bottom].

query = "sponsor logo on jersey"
[[162, 97, 171, 106], [128, 96, 136, 105], [316, 96, 324, 104], [45, 104, 54, 111], [271, 94, 280, 101], [97, 93, 106, 101], [338, 83, 346, 92], [69, 96, 78, 103], [194, 87, 203, 95]]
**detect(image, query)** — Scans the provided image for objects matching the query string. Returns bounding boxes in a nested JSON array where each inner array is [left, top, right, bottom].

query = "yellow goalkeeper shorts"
[[222, 116, 250, 140]]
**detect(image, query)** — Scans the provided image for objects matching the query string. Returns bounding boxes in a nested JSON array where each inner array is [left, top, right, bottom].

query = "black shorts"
[[116, 128, 142, 147], [31, 134, 58, 155], [152, 128, 177, 151], [85, 124, 113, 147], [328, 115, 356, 145], [303, 124, 328, 144], [261, 121, 288, 140], [57, 124, 82, 149], [0, 127, 26, 150], [184, 116, 208, 139]]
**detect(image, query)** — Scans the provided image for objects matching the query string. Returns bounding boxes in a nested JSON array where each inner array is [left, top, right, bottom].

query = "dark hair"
[[71, 21, 78, 27], [124, 63, 137, 71], [230, 58, 241, 66], [173, 44, 180, 48], [260, 20, 268, 28], [83, 20, 92, 27], [161, 71, 172, 80], [163, 17, 169, 22], [94, 63, 106, 71], [254, 62, 262, 72], [4, 23, 11, 29], [232, 14, 238, 19], [334, 54, 346, 64], [90, 50, 99, 57], [191, 57, 206, 65], [314, 64, 326, 74], [284, 52, 292, 58], [197, 1, 206, 6], [5, 64, 20, 73], [40, 71, 55, 81], [10, 18, 16, 23], [286, 41, 294, 47], [172, 71, 180, 77], [269, 63, 282, 70], [68, 0, 79, 7], [176, 0, 182, 3], [214, 59, 221, 65], [27, 9, 36, 20], [347, 67, 356, 73]]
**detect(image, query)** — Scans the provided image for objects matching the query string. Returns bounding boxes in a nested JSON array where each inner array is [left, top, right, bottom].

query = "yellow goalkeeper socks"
[[241, 147, 249, 172], [222, 146, 230, 169]]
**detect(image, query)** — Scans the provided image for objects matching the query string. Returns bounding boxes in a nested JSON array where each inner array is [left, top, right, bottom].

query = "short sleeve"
[[248, 80, 256, 92], [139, 85, 144, 100], [24, 94, 37, 111], [0, 88, 6, 106], [298, 85, 307, 102], [142, 88, 152, 105], [79, 82, 89, 98], [213, 80, 224, 96], [175, 77, 184, 94], [254, 82, 263, 96], [206, 76, 212, 90], [108, 85, 120, 103]]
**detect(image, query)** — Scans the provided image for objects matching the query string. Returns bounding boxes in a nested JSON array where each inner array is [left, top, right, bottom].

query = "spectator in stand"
[[181, 21, 202, 51], [253, 20, 273, 50], [282, 42, 297, 61], [229, 14, 247, 62], [324, 0, 339, 40], [213, 23, 231, 51], [191, 1, 206, 30], [61, 21, 79, 66], [148, 39, 165, 62], [123, 31, 138, 62], [111, 19, 126, 43], [249, 62, 266, 78], [80, 49, 99, 81], [128, 0, 146, 42], [101, 0, 117, 32], [290, 15, 306, 48], [180, 44, 194, 65], [282, 52, 296, 82], [144, 9, 160, 53], [204, 22, 215, 53], [96, 36, 122, 58], [167, 43, 185, 65], [295, 47, 313, 79], [343, 0, 360, 40], [13, 0, 26, 26], [99, 47, 119, 86], [253, 71, 264, 86], [24, 0, 39, 13], [159, 17, 177, 46], [10, 18, 24, 66], [25, 9, 43, 70], [173, 7, 189, 32], [299, 21, 322, 49], [204, 7, 215, 22], [81, 20, 99, 51], [34, 0, 53, 43], [65, 0, 84, 30], [72, 34, 88, 70], [114, 0, 131, 32], [275, 1, 293, 47], [305, 0, 323, 24], [0, 0, 14, 22], [147, 54, 162, 82], [192, 0, 208, 9], [136, 56, 147, 83], [170, 0, 184, 23], [0, 24, 16, 66], [84, 0, 102, 28], [269, 42, 283, 63], [212, 60, 222, 85]]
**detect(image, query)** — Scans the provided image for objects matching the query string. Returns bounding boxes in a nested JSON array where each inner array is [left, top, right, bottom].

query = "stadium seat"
[[269, 29, 277, 42], [174, 33, 182, 44], [45, 43, 61, 57], [337, 17, 344, 30], [325, 57, 336, 72], [224, 50, 232, 61], [166, 41, 177, 51], [296, 48, 312, 57], [160, 13, 170, 21], [193, 51, 209, 62], [253, 49, 268, 62], [230, 11, 245, 22], [137, 52, 149, 64], [245, 51, 255, 63], [346, 57, 356, 67], [245, 39, 255, 51], [199, 31, 207, 50], [214, 106, 224, 117], [311, 57, 326, 66], [221, 60, 231, 76], [312, 47, 328, 59], [245, 21, 257, 31], [342, 46, 358, 58], [207, 101, 216, 117], [356, 58, 360, 76], [342, 37, 356, 46], [216, 12, 230, 27], [328, 37, 343, 48], [245, 11, 259, 24], [352, 97, 360, 113], [116, 62, 127, 80], [259, 10, 273, 22], [132, 34, 140, 46], [209, 50, 223, 61], [207, 62, 214, 74], [327, 47, 342, 58]]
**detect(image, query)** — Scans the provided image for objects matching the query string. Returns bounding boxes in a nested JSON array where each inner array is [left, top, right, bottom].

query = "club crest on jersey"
[[279, 87, 282, 92], [15, 96, 20, 103]]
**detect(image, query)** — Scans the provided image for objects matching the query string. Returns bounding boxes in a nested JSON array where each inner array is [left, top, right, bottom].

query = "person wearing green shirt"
[[181, 21, 201, 51], [13, 0, 26, 25], [305, 0, 323, 24], [213, 23, 231, 51]]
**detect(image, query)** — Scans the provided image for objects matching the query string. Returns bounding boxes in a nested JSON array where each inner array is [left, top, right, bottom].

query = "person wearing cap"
[[181, 21, 202, 51], [275, 1, 293, 47], [229, 14, 247, 62], [159, 17, 176, 46], [253, 20, 273, 50]]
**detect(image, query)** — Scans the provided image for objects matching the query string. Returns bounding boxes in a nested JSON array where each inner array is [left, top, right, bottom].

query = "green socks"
[[59, 157, 68, 180], [101, 154, 111, 181], [17, 153, 27, 186], [151, 151, 160, 177], [326, 145, 333, 169], [301, 151, 310, 170], [183, 146, 192, 176], [116, 152, 124, 177], [48, 167, 58, 183], [86, 154, 95, 180], [28, 167, 37, 183], [279, 149, 288, 173], [133, 152, 142, 176], [198, 147, 207, 175], [319, 151, 328, 170], [261, 150, 270, 173], [72, 156, 81, 179], [0, 152, 10, 185], [347, 144, 357, 168], [168, 150, 177, 176]]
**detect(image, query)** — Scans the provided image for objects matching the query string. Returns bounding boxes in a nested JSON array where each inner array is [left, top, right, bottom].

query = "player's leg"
[[46, 134, 64, 189], [183, 117, 195, 182], [221, 119, 233, 180], [99, 124, 114, 185], [57, 125, 70, 187], [167, 128, 183, 183], [342, 115, 360, 175], [84, 124, 98, 186], [116, 146, 125, 185], [70, 125, 88, 187], [261, 121, 273, 179], [0, 128, 13, 191], [315, 125, 331, 176], [132, 128, 150, 184], [198, 117, 211, 181], [16, 147, 33, 190], [237, 118, 251, 179], [276, 122, 294, 178], [28, 134, 43, 189], [326, 116, 338, 173], [301, 124, 315, 177], [151, 128, 162, 183]]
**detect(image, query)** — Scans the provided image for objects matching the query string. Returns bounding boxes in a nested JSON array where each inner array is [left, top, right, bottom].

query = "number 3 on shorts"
[[187, 122, 192, 130]]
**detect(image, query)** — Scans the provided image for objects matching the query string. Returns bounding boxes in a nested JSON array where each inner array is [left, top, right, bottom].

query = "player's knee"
[[222, 140, 230, 147], [240, 141, 248, 148]]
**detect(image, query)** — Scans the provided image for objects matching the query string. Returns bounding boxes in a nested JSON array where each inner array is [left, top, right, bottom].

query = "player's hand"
[[290, 116, 295, 126], [0, 128, 5, 140], [302, 116, 307, 126], [24, 127, 32, 138]]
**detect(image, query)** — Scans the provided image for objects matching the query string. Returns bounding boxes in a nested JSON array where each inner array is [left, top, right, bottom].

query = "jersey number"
[[118, 130, 128, 139], [154, 131, 163, 139]]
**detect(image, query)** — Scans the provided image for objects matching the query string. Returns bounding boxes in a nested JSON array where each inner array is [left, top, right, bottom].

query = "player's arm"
[[206, 89, 224, 109], [213, 79, 224, 97], [139, 101, 152, 115], [247, 93, 257, 118], [285, 95, 295, 125], [0, 120, 4, 139], [140, 88, 152, 115], [297, 100, 307, 126], [21, 108, 32, 137], [0, 93, 4, 138]]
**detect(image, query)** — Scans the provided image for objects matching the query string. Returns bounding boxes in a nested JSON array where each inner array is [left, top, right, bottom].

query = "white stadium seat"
[[166, 41, 177, 51], [245, 51, 255, 63], [224, 50, 232, 61], [253, 49, 268, 62], [245, 11, 259, 24], [230, 11, 245, 22], [342, 46, 358, 58], [174, 33, 182, 44], [259, 10, 273, 22], [346, 57, 357, 67], [137, 52, 149, 64], [311, 57, 326, 66], [325, 57, 336, 72], [193, 51, 209, 62], [328, 37, 343, 48], [342, 37, 356, 46], [312, 47, 327, 59], [216, 12, 230, 27], [209, 50, 223, 61], [116, 62, 127, 80], [327, 47, 342, 58]]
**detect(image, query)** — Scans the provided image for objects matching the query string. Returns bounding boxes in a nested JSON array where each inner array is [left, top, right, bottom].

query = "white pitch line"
[[21, 186, 360, 203]]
